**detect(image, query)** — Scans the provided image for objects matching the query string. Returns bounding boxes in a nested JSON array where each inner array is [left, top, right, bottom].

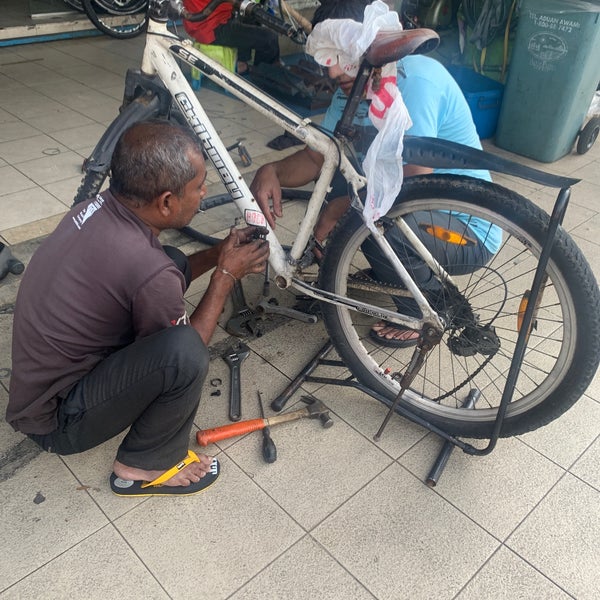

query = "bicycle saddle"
[[365, 28, 440, 68]]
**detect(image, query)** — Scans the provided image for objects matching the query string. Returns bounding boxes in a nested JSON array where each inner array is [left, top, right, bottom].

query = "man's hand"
[[190, 226, 269, 344], [250, 164, 283, 229], [218, 226, 270, 279]]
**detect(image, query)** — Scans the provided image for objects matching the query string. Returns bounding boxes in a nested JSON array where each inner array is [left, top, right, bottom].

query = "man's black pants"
[[30, 326, 208, 471]]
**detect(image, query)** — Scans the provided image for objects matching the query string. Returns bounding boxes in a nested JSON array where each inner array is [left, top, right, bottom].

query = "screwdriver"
[[257, 391, 277, 463]]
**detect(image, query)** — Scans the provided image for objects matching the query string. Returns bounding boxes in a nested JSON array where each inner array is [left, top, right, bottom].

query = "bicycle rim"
[[83, 0, 147, 38], [319, 175, 600, 438]]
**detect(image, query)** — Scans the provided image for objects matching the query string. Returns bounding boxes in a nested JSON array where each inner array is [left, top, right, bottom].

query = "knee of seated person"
[[162, 326, 209, 380]]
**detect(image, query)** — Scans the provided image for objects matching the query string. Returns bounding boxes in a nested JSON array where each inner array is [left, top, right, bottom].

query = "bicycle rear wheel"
[[82, 0, 148, 39], [319, 175, 600, 438]]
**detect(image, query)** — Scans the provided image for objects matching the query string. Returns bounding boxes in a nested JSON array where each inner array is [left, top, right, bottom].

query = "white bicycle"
[[74, 0, 600, 439]]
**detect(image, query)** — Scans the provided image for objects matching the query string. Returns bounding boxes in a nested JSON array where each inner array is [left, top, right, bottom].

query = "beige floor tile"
[[570, 211, 600, 247], [0, 187, 67, 230], [456, 546, 571, 599], [317, 384, 430, 460], [225, 395, 393, 530], [572, 160, 600, 186], [0, 386, 24, 455], [0, 120, 40, 143], [0, 452, 109, 591], [0, 164, 36, 196], [46, 123, 108, 152], [230, 536, 374, 600], [25, 107, 96, 135], [399, 435, 563, 539], [44, 174, 83, 208], [529, 186, 597, 233], [0, 134, 67, 165], [518, 395, 600, 468], [1, 96, 68, 122], [507, 474, 600, 599], [60, 434, 152, 522], [113, 454, 303, 600], [313, 463, 498, 600], [1, 525, 169, 600], [0, 212, 65, 245], [11, 150, 82, 186], [570, 435, 600, 491]]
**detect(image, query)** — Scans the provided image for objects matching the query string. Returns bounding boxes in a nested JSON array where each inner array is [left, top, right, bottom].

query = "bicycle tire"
[[64, 0, 84, 11], [93, 0, 147, 15], [318, 175, 600, 438], [82, 0, 148, 39]]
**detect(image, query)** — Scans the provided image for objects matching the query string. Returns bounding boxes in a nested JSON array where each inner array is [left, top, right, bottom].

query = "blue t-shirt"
[[321, 54, 501, 252]]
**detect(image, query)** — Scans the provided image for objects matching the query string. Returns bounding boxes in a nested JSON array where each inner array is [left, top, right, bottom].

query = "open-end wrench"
[[222, 342, 250, 422], [255, 298, 318, 323]]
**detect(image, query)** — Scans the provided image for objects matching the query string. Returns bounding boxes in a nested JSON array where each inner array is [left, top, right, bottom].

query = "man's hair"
[[109, 120, 204, 204], [311, 0, 373, 26]]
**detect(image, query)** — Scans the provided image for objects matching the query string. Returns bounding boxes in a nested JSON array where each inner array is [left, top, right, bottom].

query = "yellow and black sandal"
[[109, 450, 220, 497]]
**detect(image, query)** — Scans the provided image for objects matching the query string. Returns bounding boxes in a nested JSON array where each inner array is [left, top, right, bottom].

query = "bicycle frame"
[[141, 11, 443, 330]]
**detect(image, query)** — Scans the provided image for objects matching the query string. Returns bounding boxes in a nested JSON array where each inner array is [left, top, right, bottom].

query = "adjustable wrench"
[[222, 342, 250, 422]]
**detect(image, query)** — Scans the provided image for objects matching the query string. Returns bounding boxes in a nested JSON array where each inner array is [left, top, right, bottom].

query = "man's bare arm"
[[250, 147, 324, 228]]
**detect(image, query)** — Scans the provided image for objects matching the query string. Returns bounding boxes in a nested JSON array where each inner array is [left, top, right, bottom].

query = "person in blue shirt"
[[250, 0, 500, 346]]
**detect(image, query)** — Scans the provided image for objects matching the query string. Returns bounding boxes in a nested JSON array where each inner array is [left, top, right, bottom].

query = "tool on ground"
[[271, 342, 334, 412], [196, 396, 333, 446], [257, 391, 277, 463], [226, 280, 262, 338], [255, 298, 318, 323], [222, 342, 250, 422]]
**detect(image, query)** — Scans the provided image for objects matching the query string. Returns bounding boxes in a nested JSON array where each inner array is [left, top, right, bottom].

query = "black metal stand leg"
[[425, 389, 480, 487]]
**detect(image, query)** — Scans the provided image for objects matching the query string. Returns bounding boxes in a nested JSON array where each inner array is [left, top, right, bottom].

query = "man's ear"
[[156, 190, 175, 217]]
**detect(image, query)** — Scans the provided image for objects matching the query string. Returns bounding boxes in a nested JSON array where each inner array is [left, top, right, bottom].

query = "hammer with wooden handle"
[[196, 397, 332, 446]]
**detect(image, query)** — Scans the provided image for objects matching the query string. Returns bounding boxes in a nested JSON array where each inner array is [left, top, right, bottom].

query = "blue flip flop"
[[110, 451, 220, 497]]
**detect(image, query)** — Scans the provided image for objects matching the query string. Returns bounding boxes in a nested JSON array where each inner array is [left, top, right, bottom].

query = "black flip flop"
[[110, 454, 220, 497], [369, 324, 419, 348]]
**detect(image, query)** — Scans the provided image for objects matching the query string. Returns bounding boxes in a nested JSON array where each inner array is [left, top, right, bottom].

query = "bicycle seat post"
[[333, 61, 372, 142]]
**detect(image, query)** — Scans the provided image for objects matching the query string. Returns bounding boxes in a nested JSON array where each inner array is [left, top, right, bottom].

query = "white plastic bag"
[[306, 0, 412, 226]]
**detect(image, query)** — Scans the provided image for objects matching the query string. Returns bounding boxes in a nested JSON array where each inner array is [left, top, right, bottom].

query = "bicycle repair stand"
[[265, 185, 574, 487], [182, 170, 575, 485]]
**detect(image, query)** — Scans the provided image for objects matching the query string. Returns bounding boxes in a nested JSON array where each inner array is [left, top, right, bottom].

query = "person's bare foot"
[[113, 453, 214, 487], [370, 321, 420, 347]]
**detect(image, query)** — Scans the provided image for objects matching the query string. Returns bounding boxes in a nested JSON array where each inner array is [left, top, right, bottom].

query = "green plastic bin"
[[495, 0, 600, 162]]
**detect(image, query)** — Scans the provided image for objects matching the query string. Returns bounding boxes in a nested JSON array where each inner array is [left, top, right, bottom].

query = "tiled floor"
[[1, 31, 600, 600]]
